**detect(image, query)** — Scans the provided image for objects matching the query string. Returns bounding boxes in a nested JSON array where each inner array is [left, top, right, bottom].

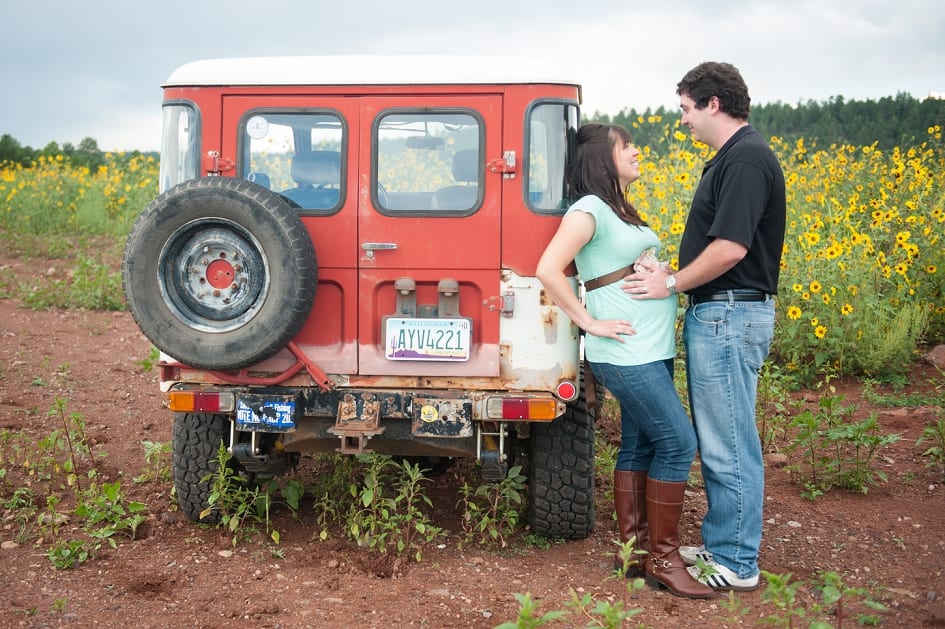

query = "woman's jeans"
[[683, 296, 775, 579], [589, 358, 696, 483]]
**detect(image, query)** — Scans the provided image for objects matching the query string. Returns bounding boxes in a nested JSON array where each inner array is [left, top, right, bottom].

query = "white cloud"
[[2, 0, 942, 151]]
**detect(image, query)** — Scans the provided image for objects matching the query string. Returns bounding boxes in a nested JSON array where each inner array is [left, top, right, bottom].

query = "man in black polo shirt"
[[624, 61, 786, 592]]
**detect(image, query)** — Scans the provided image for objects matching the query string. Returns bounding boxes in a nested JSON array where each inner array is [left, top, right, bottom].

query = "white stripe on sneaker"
[[679, 545, 713, 566], [687, 561, 760, 592]]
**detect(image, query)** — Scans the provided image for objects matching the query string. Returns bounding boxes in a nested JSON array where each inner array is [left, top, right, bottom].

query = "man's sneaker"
[[686, 560, 760, 592], [679, 544, 713, 566]]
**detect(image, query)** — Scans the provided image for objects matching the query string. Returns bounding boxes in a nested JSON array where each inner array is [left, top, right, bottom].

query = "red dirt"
[[1, 268, 943, 627]]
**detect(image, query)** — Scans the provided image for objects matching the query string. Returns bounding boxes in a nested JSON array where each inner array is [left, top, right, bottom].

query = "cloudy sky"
[[3, 0, 942, 152]]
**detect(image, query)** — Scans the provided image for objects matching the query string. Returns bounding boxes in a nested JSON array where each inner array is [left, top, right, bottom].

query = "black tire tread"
[[172, 412, 229, 523], [122, 177, 317, 370], [527, 386, 597, 539]]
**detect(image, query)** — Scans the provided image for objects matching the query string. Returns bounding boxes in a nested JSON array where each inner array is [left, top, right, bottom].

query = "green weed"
[[133, 440, 171, 484], [74, 481, 148, 548], [137, 346, 160, 372], [917, 415, 945, 478], [22, 255, 124, 311], [784, 390, 900, 495], [493, 593, 566, 629], [458, 464, 526, 548], [46, 539, 92, 570], [344, 454, 444, 561], [200, 442, 273, 545]]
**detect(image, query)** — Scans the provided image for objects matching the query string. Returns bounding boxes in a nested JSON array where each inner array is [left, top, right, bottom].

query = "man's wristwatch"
[[665, 274, 677, 295]]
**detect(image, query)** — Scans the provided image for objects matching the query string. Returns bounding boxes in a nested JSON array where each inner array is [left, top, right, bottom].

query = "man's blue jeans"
[[683, 295, 775, 579], [589, 358, 697, 482]]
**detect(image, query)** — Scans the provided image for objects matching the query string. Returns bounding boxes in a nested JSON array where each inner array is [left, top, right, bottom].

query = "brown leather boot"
[[613, 470, 648, 577], [644, 477, 714, 599]]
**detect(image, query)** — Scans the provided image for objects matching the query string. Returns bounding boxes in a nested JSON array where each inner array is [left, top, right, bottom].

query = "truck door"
[[357, 96, 502, 377], [222, 96, 360, 375]]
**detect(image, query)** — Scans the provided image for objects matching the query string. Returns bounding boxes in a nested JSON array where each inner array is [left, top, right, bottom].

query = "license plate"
[[236, 396, 296, 431], [385, 317, 471, 361]]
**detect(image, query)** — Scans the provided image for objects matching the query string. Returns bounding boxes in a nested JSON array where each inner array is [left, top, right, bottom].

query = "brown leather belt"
[[583, 264, 633, 292]]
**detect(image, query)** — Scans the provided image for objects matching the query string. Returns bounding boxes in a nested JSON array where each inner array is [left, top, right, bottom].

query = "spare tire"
[[122, 177, 317, 370]]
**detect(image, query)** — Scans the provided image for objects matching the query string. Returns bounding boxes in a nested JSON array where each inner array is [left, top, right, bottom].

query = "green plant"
[[826, 413, 900, 493], [344, 455, 444, 561], [37, 494, 69, 542], [74, 481, 148, 548], [46, 539, 92, 569], [689, 555, 720, 583], [200, 442, 271, 545], [564, 585, 645, 628], [785, 391, 900, 495], [1, 486, 38, 544], [22, 255, 125, 311], [2, 486, 36, 512], [719, 590, 751, 626], [759, 571, 807, 627], [861, 377, 945, 408], [521, 533, 564, 550], [309, 453, 360, 541], [0, 428, 32, 473], [137, 346, 160, 372], [458, 464, 526, 548], [134, 440, 172, 484], [493, 593, 566, 629], [595, 433, 618, 522], [800, 481, 824, 501], [812, 571, 887, 627], [48, 398, 94, 492], [611, 537, 647, 584], [917, 416, 945, 477], [757, 361, 799, 453]]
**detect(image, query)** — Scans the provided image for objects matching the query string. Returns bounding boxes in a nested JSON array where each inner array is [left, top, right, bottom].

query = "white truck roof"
[[163, 55, 581, 89]]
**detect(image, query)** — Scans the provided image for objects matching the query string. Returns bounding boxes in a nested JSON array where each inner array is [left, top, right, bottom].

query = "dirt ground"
[[1, 267, 944, 627]]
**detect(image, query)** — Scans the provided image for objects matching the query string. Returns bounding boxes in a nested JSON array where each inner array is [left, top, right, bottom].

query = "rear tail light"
[[486, 397, 559, 420], [167, 390, 235, 413]]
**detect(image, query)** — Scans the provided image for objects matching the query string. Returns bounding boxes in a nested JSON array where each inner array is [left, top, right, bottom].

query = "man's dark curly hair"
[[676, 62, 751, 120]]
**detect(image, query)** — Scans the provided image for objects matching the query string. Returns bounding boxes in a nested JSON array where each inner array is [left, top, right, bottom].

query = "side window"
[[240, 112, 345, 214], [375, 111, 481, 215], [159, 103, 199, 192], [526, 102, 579, 213]]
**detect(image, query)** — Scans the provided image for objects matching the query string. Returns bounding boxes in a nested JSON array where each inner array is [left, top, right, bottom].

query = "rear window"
[[374, 111, 482, 215], [239, 111, 346, 214]]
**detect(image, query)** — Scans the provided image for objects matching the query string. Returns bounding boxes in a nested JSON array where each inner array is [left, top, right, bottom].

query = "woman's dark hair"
[[676, 61, 751, 121], [568, 123, 645, 226]]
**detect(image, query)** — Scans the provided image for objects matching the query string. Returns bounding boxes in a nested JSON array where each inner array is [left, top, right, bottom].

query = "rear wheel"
[[172, 412, 233, 523], [526, 384, 597, 539]]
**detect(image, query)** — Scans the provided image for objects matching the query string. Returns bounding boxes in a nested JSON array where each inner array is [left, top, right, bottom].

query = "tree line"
[[0, 135, 157, 171], [589, 92, 945, 150], [1, 92, 942, 169]]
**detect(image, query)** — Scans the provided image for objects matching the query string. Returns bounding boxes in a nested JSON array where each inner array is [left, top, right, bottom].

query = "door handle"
[[361, 242, 398, 250]]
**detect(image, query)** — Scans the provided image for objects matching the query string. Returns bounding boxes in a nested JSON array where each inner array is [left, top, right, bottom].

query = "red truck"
[[122, 55, 598, 538]]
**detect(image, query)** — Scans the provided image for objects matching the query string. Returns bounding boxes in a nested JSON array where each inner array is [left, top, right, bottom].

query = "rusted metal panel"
[[412, 397, 473, 438]]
